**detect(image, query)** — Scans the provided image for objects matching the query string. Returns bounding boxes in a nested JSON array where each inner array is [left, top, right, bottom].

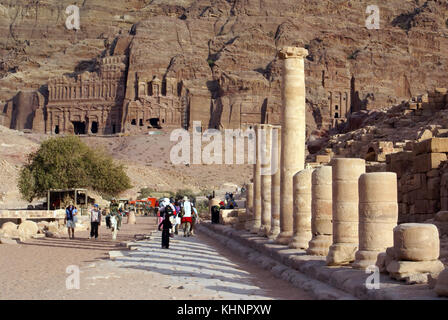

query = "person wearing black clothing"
[[211, 205, 220, 224], [158, 212, 173, 249]]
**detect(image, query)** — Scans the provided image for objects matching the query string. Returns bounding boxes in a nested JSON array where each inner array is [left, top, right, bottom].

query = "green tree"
[[137, 187, 156, 200], [18, 136, 131, 202], [175, 188, 197, 201]]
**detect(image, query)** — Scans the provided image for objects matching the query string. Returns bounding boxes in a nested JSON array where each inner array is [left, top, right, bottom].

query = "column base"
[[326, 243, 358, 266], [288, 233, 312, 249], [244, 218, 254, 231], [352, 250, 382, 270], [234, 221, 246, 230], [258, 225, 271, 237], [306, 235, 332, 256], [275, 231, 293, 245], [250, 220, 261, 234], [267, 226, 280, 240]]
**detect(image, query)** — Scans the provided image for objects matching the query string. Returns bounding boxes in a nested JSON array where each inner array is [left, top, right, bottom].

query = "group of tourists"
[[157, 196, 200, 249], [224, 192, 238, 209], [64, 198, 125, 240], [64, 195, 200, 247]]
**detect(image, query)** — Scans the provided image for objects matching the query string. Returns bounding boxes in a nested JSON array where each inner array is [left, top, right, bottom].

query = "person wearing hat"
[[89, 204, 101, 239]]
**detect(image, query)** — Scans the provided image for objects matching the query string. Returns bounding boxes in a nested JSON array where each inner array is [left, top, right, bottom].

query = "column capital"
[[278, 46, 308, 60]]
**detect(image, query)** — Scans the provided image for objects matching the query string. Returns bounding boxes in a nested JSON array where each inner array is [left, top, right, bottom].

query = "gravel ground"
[[0, 217, 312, 300], [0, 216, 156, 299]]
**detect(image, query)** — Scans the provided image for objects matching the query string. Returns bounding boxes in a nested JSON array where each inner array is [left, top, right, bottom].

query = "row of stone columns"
[[243, 46, 398, 270], [246, 155, 398, 269]]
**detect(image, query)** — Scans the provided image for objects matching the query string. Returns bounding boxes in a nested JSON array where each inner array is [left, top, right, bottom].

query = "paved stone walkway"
[[54, 231, 312, 300]]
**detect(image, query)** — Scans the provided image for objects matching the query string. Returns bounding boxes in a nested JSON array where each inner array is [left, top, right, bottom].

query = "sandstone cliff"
[[1, 0, 448, 136]]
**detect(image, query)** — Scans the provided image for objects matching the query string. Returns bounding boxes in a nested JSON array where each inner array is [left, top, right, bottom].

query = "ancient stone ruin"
[[237, 46, 448, 297], [381, 223, 445, 284]]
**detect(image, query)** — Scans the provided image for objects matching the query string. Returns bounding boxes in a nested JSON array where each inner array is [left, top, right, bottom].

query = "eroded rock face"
[[1, 0, 448, 134]]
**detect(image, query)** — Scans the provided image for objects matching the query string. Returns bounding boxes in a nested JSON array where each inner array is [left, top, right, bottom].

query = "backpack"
[[164, 205, 173, 218], [178, 206, 185, 218]]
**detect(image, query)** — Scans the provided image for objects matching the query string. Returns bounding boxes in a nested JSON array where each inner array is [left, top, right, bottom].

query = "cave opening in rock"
[[54, 125, 59, 134], [72, 121, 86, 135], [131, 119, 136, 125], [149, 118, 160, 128], [91, 121, 98, 134]]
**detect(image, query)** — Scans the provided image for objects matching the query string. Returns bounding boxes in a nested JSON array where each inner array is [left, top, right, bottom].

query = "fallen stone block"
[[18, 220, 38, 238], [413, 153, 447, 173], [387, 260, 445, 282], [414, 138, 448, 155], [0, 237, 18, 245], [134, 234, 151, 241], [393, 223, 440, 261], [1, 222, 19, 238], [108, 251, 125, 260], [47, 221, 59, 233]]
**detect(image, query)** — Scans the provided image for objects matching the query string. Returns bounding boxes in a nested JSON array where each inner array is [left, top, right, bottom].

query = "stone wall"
[[387, 138, 448, 223]]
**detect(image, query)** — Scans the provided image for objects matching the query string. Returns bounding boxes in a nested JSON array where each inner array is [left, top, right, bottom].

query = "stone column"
[[326, 158, 365, 266], [259, 124, 272, 237], [276, 46, 308, 245], [268, 125, 281, 239], [289, 168, 313, 249], [245, 182, 254, 231], [250, 124, 262, 233], [353, 172, 398, 269], [307, 166, 333, 256]]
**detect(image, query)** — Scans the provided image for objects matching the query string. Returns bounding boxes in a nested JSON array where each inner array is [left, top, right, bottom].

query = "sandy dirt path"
[[0, 216, 157, 299], [0, 217, 312, 300]]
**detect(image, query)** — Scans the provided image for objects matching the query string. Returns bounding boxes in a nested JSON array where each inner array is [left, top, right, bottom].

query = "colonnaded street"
[[60, 233, 312, 300], [0, 218, 311, 300]]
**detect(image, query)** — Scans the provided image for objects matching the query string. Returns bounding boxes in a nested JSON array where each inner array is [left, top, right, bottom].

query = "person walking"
[[110, 199, 122, 230], [110, 212, 118, 240], [158, 205, 173, 248], [174, 201, 181, 235], [65, 203, 78, 239], [105, 209, 111, 229], [89, 204, 101, 239], [157, 198, 169, 225], [181, 196, 193, 237], [211, 203, 220, 224]]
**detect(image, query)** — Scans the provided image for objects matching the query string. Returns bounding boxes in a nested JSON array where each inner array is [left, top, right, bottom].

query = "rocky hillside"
[[1, 0, 448, 136], [0, 125, 252, 208]]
